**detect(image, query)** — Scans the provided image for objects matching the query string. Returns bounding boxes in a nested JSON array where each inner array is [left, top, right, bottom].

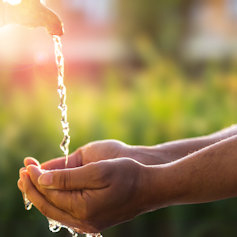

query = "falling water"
[[47, 35, 77, 237], [50, 36, 102, 237], [23, 35, 102, 237], [53, 35, 70, 167]]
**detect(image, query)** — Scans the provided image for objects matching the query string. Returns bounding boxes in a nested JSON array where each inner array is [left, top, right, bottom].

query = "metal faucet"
[[0, 0, 63, 35]]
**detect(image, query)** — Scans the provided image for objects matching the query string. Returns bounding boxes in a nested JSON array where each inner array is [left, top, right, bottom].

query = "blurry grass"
[[0, 57, 237, 236]]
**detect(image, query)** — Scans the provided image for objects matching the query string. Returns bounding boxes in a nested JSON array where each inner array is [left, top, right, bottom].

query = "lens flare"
[[3, 0, 21, 5]]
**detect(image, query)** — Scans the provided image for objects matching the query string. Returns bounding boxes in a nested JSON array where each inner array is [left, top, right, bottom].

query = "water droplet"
[[48, 218, 62, 233], [23, 193, 33, 211], [86, 233, 103, 237]]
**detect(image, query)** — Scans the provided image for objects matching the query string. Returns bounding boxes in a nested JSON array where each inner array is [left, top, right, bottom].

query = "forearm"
[[155, 125, 237, 162], [145, 135, 237, 211], [129, 125, 237, 165]]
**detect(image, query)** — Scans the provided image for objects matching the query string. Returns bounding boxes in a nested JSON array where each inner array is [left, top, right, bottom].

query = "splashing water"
[[48, 218, 79, 237]]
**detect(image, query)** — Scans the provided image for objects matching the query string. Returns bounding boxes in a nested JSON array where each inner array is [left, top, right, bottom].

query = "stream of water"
[[53, 35, 70, 167], [51, 34, 102, 237], [23, 35, 102, 237]]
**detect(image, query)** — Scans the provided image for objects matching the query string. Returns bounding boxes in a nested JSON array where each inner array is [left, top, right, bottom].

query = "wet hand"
[[18, 158, 149, 233], [17, 140, 130, 207], [24, 140, 132, 170], [26, 139, 161, 171]]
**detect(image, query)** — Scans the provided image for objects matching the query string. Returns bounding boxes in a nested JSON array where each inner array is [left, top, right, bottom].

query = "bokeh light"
[[3, 0, 21, 5], [1, 0, 237, 237]]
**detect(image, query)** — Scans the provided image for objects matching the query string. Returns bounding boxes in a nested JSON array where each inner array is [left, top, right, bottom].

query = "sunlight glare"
[[3, 0, 22, 5]]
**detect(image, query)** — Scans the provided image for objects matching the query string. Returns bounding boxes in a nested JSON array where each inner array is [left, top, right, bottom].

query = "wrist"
[[140, 164, 185, 212], [124, 145, 167, 165]]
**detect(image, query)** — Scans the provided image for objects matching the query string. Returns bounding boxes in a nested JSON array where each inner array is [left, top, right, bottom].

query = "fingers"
[[41, 157, 66, 170], [18, 179, 23, 191], [27, 165, 84, 213], [26, 165, 45, 191], [38, 163, 104, 190], [18, 168, 26, 200], [19, 167, 26, 177], [20, 171, 81, 230], [21, 171, 96, 233], [24, 157, 40, 167], [23, 149, 82, 171], [41, 150, 82, 170], [17, 178, 29, 206], [24, 157, 67, 170]]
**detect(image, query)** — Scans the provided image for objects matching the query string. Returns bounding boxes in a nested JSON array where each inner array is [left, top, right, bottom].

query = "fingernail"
[[38, 173, 53, 186]]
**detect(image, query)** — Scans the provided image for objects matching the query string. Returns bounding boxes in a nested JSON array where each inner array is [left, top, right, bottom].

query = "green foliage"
[[0, 57, 237, 236], [117, 0, 190, 55]]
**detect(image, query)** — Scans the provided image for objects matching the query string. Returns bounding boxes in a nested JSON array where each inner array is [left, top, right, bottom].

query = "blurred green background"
[[1, 0, 237, 236]]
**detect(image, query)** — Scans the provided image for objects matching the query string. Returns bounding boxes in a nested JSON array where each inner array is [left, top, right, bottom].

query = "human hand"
[[18, 139, 165, 210], [22, 139, 164, 172], [17, 139, 144, 211], [22, 140, 135, 172], [1, 0, 63, 35], [18, 158, 150, 233]]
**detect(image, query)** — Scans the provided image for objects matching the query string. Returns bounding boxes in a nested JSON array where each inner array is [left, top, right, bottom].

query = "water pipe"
[[0, 0, 63, 35]]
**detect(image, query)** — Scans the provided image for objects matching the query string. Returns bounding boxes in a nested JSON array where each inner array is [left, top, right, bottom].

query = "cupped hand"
[[18, 140, 132, 213], [18, 158, 149, 233], [23, 140, 131, 171], [23, 139, 163, 173]]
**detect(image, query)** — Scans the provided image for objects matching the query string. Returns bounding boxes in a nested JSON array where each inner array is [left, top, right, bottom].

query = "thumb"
[[38, 163, 103, 190]]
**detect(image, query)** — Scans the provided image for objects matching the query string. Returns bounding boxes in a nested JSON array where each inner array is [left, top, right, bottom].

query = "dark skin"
[[18, 125, 237, 233]]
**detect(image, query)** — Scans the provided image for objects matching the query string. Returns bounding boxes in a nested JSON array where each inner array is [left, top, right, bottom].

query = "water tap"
[[0, 0, 63, 35]]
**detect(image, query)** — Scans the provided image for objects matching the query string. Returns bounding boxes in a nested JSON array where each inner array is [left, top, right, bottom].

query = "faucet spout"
[[0, 0, 64, 36]]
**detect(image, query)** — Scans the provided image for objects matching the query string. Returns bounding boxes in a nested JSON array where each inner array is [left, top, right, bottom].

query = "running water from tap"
[[52, 34, 102, 237], [52, 36, 102, 237], [47, 35, 76, 236], [23, 34, 73, 234], [53, 35, 70, 167], [24, 35, 102, 237]]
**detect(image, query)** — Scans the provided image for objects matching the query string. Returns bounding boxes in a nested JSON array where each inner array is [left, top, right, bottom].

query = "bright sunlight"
[[3, 0, 21, 5]]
